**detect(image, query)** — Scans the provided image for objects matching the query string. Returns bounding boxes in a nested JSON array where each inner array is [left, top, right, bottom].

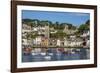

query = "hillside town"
[[22, 19, 90, 48], [22, 19, 90, 62]]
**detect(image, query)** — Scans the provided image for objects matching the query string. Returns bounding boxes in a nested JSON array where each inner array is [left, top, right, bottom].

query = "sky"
[[22, 10, 90, 26]]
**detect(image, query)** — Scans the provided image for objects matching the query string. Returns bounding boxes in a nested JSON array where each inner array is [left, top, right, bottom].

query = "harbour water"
[[22, 48, 90, 62]]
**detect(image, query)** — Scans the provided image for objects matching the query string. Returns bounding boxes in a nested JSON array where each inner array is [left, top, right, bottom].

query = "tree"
[[25, 32, 31, 40], [85, 20, 90, 25], [32, 19, 40, 27], [39, 20, 52, 26], [50, 30, 66, 39], [50, 33, 57, 38], [31, 32, 38, 39], [56, 30, 66, 38], [22, 19, 33, 24], [54, 22, 59, 29], [78, 24, 89, 33]]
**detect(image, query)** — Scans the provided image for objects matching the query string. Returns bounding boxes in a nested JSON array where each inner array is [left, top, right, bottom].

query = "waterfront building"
[[41, 37, 48, 47], [57, 39, 61, 46], [81, 30, 90, 47]]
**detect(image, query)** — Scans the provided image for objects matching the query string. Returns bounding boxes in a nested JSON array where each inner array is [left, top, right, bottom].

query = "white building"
[[35, 36, 42, 45], [63, 38, 83, 47], [57, 39, 60, 46], [22, 39, 32, 46], [80, 30, 90, 47], [81, 30, 90, 37]]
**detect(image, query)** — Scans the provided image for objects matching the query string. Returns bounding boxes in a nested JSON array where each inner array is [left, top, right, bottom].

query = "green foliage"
[[50, 33, 57, 38], [25, 32, 31, 40], [22, 19, 77, 30], [39, 20, 52, 26], [78, 24, 88, 33], [56, 30, 66, 38], [31, 33, 38, 39], [85, 20, 90, 25], [50, 30, 67, 38], [22, 19, 90, 38], [22, 19, 33, 24]]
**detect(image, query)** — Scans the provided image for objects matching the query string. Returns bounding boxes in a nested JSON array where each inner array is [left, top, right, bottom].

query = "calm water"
[[22, 48, 90, 62]]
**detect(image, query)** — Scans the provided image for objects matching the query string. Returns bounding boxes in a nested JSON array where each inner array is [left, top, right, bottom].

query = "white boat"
[[48, 53, 53, 56], [44, 56, 51, 60], [40, 52, 46, 56], [71, 51, 76, 54], [76, 49, 80, 51], [32, 52, 37, 55]]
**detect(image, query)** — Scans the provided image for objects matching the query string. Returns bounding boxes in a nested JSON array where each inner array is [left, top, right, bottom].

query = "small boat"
[[44, 56, 51, 60], [40, 52, 46, 56], [32, 52, 37, 55], [31, 50, 39, 55], [48, 53, 53, 56], [71, 51, 76, 54], [76, 49, 80, 51]]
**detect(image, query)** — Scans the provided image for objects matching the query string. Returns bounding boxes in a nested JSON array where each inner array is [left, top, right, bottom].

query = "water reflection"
[[22, 48, 90, 62]]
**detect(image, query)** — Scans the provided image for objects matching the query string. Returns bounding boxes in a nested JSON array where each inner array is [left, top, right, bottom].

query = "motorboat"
[[44, 56, 51, 60], [40, 52, 46, 56], [48, 53, 53, 56]]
